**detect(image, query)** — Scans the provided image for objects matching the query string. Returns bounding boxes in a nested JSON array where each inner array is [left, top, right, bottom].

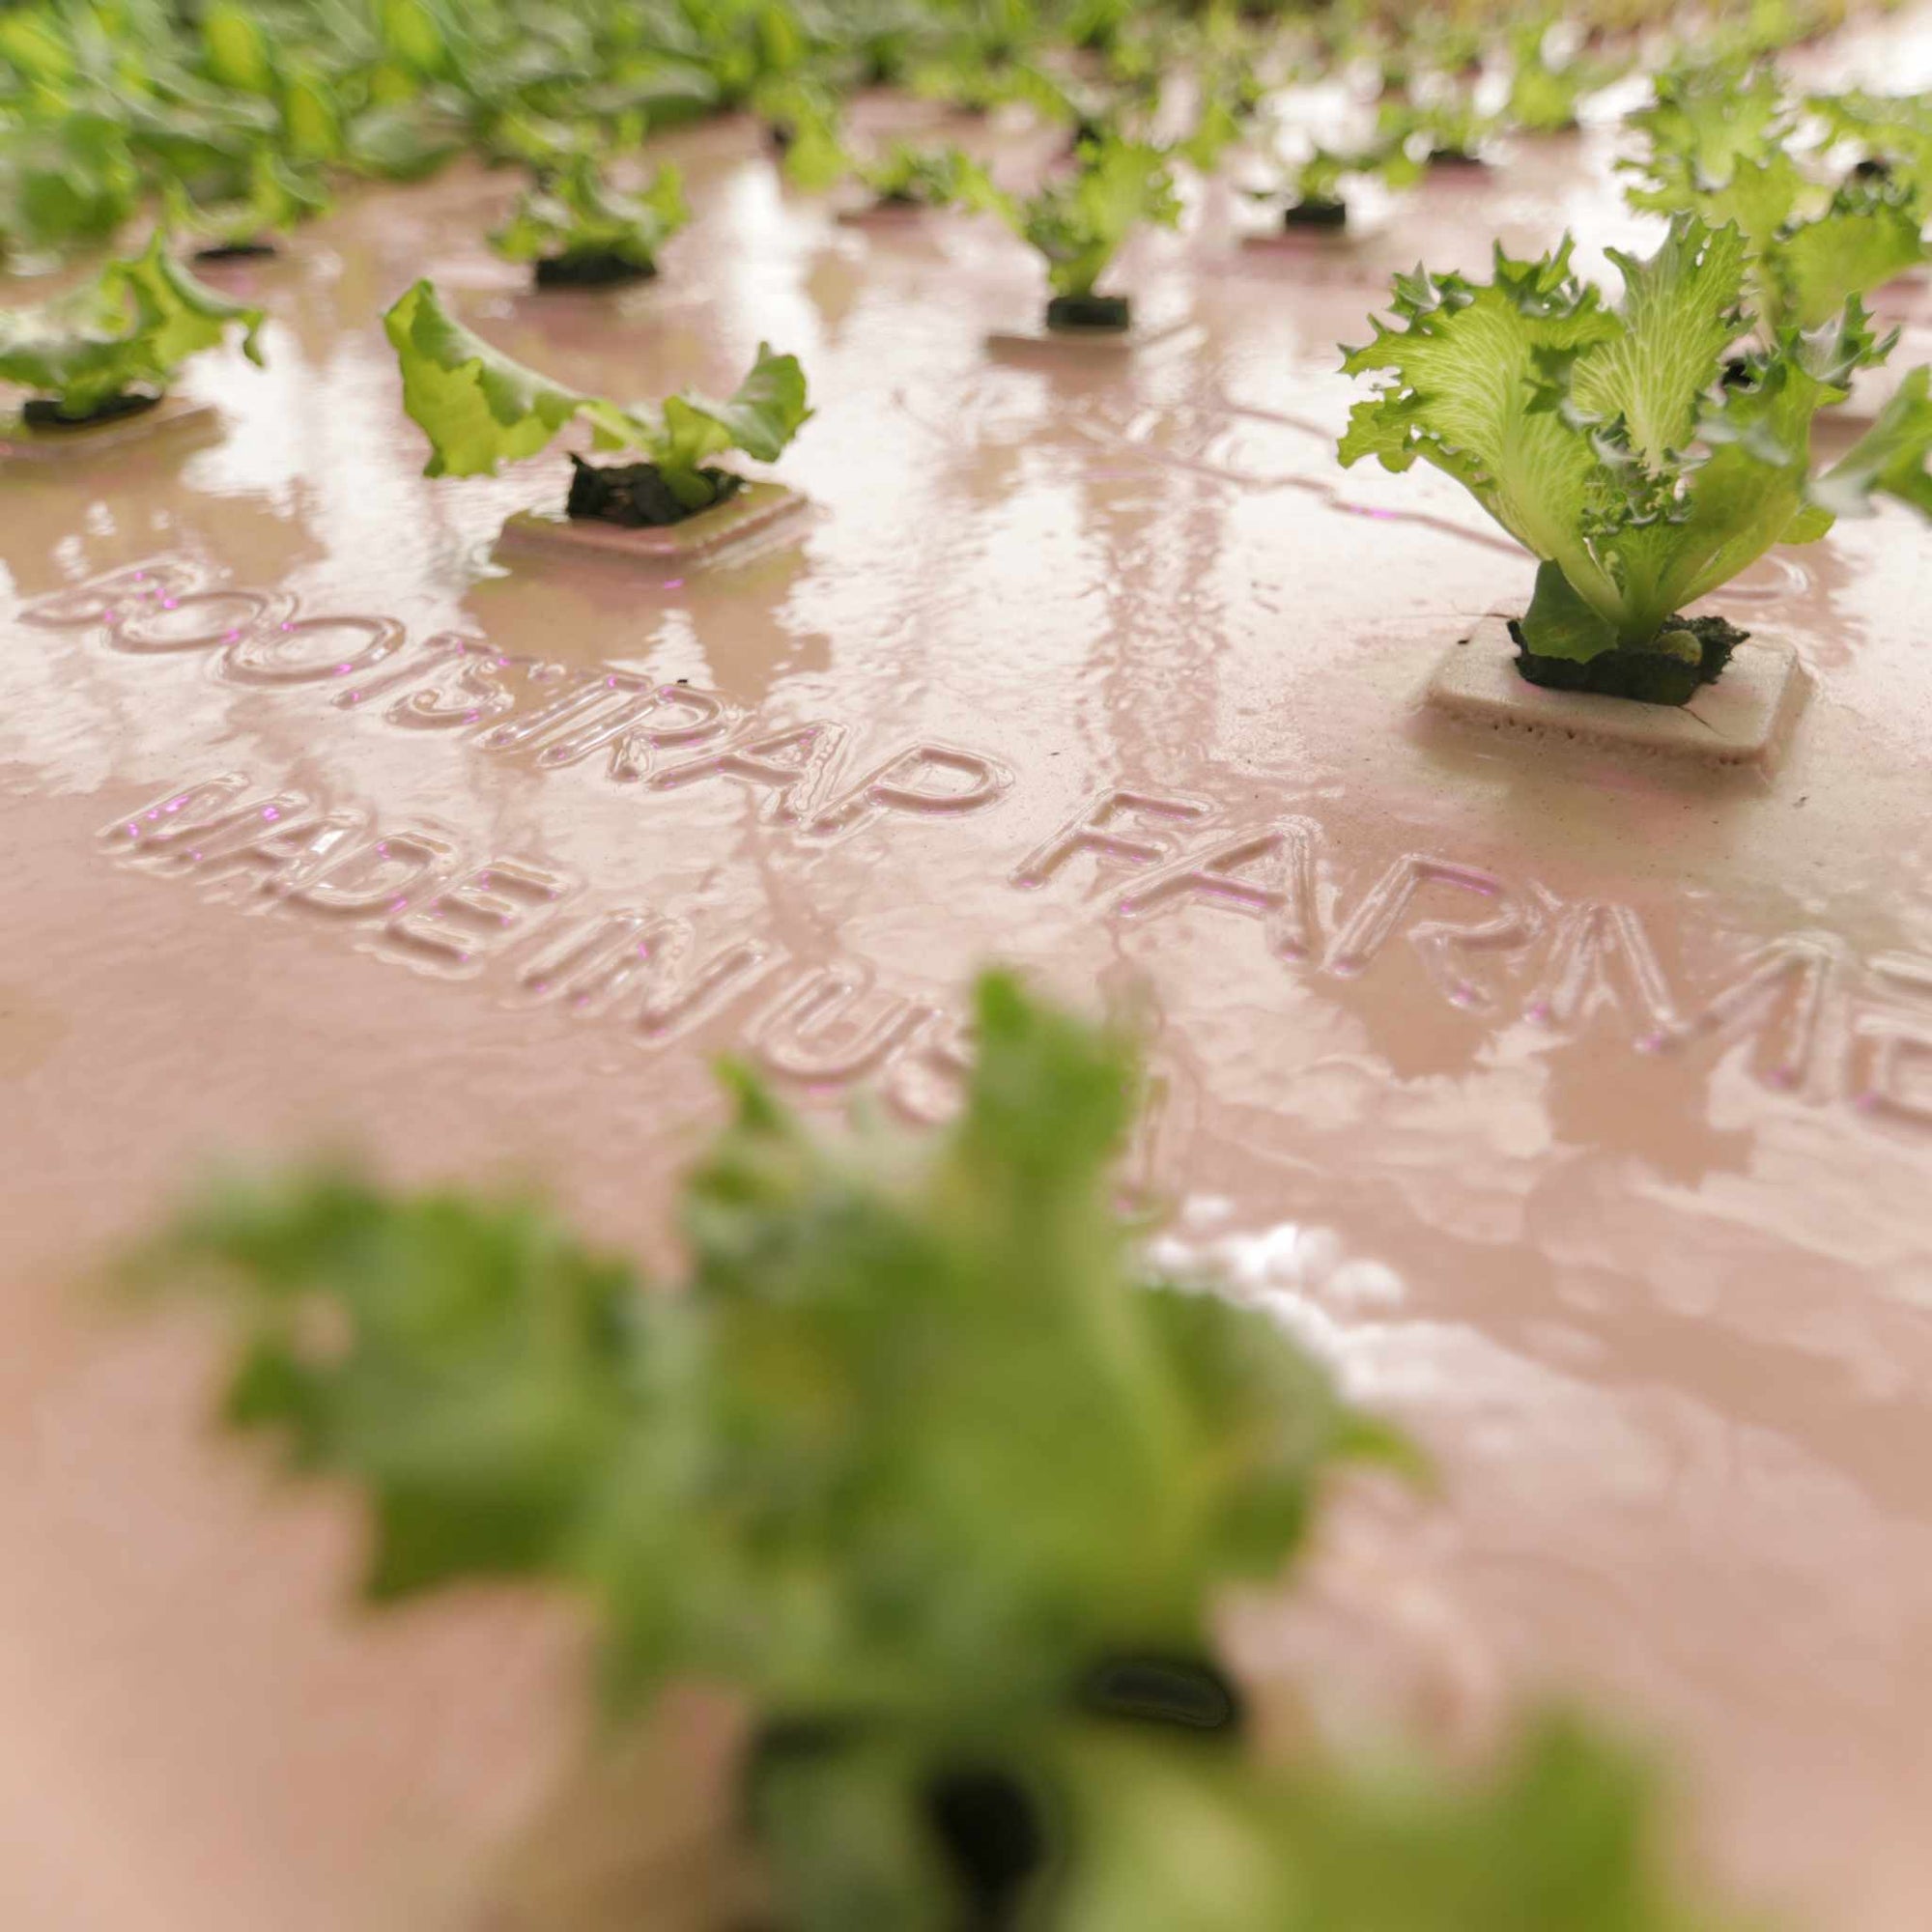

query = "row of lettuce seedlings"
[[9, 57, 1932, 737]]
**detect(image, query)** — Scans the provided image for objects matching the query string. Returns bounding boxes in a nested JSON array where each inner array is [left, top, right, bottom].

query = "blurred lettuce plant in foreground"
[[131, 972, 1753, 1930]]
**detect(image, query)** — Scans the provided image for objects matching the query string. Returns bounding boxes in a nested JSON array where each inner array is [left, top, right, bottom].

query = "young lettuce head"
[[853, 141, 990, 211], [1376, 89, 1501, 170], [382, 277, 810, 522], [1340, 216, 1932, 691], [1625, 62, 1930, 333], [982, 132, 1180, 326], [0, 110, 143, 260], [0, 230, 265, 422], [489, 150, 690, 284], [1253, 136, 1422, 228], [163, 147, 331, 254]]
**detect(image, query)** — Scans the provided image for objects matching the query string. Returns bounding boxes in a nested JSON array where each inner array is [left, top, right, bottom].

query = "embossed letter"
[[649, 722, 850, 823], [1113, 819, 1322, 961], [749, 965, 933, 1085], [384, 859, 577, 976], [20, 556, 208, 627], [1010, 789, 1215, 891], [285, 831, 461, 918], [1325, 854, 1532, 1008], [809, 744, 1015, 837], [101, 775, 255, 859]]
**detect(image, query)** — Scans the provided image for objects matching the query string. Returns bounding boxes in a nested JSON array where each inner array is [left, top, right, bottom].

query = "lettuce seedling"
[[983, 134, 1180, 331], [0, 231, 265, 428], [1809, 88, 1932, 206], [1251, 138, 1421, 232], [129, 973, 1746, 1932], [767, 82, 987, 215], [759, 76, 850, 192], [850, 141, 990, 212], [164, 148, 331, 261], [1340, 216, 1932, 702], [490, 150, 689, 288], [132, 977, 1395, 1881], [1504, 23, 1628, 134], [383, 278, 810, 525], [1377, 90, 1503, 170], [0, 110, 142, 260]]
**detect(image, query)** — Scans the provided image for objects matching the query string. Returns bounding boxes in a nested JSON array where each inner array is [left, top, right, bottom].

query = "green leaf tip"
[[1809, 365, 1932, 521]]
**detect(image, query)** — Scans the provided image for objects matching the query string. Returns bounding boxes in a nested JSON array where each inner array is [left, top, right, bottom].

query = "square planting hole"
[[1425, 615, 1807, 771], [497, 482, 808, 570]]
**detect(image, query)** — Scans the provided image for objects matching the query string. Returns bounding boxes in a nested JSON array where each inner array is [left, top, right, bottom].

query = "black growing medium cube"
[[744, 1653, 1242, 1928], [21, 390, 164, 430], [1284, 198, 1348, 230], [565, 453, 743, 527], [1510, 613, 1748, 708], [534, 251, 658, 289], [1045, 292, 1132, 332], [193, 240, 279, 262]]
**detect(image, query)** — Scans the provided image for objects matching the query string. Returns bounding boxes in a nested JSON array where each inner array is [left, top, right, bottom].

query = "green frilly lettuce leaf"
[[1809, 364, 1932, 520], [1772, 183, 1929, 331], [384, 277, 810, 497], [164, 146, 330, 247], [0, 229, 265, 415], [131, 971, 1397, 1720], [383, 276, 596, 476]]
